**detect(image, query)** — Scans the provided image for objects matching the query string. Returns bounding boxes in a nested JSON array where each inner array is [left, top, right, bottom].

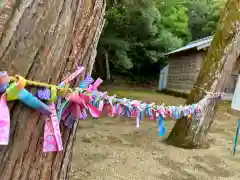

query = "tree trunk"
[[93, 54, 106, 79], [105, 50, 111, 80], [0, 0, 106, 180], [167, 0, 240, 149]]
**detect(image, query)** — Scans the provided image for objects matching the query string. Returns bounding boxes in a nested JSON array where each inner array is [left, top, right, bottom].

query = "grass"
[[107, 88, 185, 106]]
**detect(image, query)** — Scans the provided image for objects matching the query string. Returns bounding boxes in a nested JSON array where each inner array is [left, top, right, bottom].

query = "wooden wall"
[[166, 50, 240, 95], [167, 51, 205, 93]]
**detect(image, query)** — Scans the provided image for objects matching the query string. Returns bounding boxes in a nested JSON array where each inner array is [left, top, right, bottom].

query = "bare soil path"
[[70, 89, 240, 180]]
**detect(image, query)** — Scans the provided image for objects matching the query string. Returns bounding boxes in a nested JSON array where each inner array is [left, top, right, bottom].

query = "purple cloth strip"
[[57, 97, 62, 110], [37, 88, 51, 100], [79, 76, 94, 88], [36, 107, 52, 116], [64, 114, 77, 128], [81, 109, 88, 119]]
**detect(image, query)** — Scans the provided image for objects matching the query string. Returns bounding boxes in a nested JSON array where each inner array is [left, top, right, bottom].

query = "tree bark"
[[93, 54, 106, 79], [0, 0, 106, 180], [167, 0, 240, 149], [105, 50, 111, 80]]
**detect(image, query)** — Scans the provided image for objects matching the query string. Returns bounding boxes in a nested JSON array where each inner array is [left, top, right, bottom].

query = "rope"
[[9, 76, 73, 95]]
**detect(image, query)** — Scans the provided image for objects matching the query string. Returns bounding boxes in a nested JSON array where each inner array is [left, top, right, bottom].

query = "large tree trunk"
[[167, 0, 240, 149], [0, 0, 106, 180]]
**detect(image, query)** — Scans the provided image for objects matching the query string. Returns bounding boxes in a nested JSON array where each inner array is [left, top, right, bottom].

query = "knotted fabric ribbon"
[[158, 115, 166, 137], [67, 92, 101, 117], [131, 100, 142, 128], [43, 87, 63, 152], [79, 76, 94, 89], [37, 88, 51, 100], [6, 75, 51, 115], [0, 94, 10, 145], [6, 75, 26, 101], [61, 92, 101, 128], [61, 66, 85, 85], [56, 66, 85, 110], [87, 78, 103, 93], [0, 71, 9, 93], [43, 102, 63, 152], [63, 102, 81, 128]]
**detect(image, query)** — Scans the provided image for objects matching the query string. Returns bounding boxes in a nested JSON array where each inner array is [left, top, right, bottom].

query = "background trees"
[[94, 0, 226, 82]]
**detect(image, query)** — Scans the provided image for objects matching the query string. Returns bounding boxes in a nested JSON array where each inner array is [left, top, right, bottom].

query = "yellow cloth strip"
[[9, 76, 73, 96]]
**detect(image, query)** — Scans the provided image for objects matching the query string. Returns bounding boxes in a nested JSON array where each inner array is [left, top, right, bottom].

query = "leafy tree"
[[167, 0, 240, 149], [96, 0, 188, 81], [187, 0, 226, 40], [95, 0, 226, 82], [161, 4, 190, 42]]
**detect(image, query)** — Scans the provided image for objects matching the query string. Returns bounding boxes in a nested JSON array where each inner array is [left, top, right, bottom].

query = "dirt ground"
[[69, 90, 240, 180]]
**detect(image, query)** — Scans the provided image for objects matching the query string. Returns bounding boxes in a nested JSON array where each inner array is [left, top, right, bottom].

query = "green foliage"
[[96, 0, 226, 81], [186, 0, 226, 40], [161, 4, 190, 41]]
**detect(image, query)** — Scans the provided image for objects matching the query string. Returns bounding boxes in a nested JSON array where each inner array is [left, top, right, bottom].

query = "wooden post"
[[233, 120, 240, 155]]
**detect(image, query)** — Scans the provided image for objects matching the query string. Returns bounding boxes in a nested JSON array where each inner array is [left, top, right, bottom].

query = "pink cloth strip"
[[0, 94, 10, 145], [67, 92, 100, 118], [87, 78, 103, 92], [62, 66, 85, 85], [43, 103, 63, 152]]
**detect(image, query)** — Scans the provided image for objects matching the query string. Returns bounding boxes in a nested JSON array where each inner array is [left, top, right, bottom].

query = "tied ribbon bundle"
[[90, 93, 201, 136], [43, 103, 63, 152], [0, 66, 202, 152], [0, 94, 10, 145], [0, 66, 90, 152]]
